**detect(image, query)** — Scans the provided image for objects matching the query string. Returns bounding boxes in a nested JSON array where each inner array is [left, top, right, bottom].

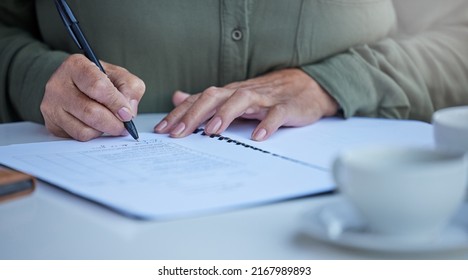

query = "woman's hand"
[[154, 68, 338, 141], [41, 54, 145, 141]]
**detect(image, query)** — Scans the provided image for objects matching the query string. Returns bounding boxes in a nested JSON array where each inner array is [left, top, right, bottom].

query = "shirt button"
[[231, 29, 243, 41]]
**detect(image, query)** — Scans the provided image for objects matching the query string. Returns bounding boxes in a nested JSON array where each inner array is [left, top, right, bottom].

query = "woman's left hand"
[[154, 68, 339, 141]]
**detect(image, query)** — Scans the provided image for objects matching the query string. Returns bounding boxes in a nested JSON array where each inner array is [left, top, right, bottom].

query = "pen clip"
[[54, 0, 82, 49]]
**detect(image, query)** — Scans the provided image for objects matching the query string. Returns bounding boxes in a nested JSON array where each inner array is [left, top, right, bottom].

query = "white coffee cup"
[[433, 106, 468, 155], [433, 106, 468, 201], [333, 145, 467, 243]]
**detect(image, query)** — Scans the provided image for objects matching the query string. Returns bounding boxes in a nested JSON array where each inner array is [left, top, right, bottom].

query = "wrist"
[[311, 78, 340, 117]]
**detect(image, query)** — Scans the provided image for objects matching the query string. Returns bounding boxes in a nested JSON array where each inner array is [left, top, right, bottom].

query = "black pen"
[[54, 0, 139, 141]]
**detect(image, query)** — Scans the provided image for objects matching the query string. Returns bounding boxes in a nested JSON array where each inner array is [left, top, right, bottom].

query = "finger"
[[240, 108, 268, 120], [169, 87, 235, 138], [204, 88, 261, 135], [251, 104, 288, 141], [61, 112, 103, 142], [172, 90, 190, 106], [154, 92, 201, 133], [68, 55, 133, 122], [46, 74, 127, 137], [153, 91, 191, 133], [104, 62, 146, 115], [51, 109, 102, 141], [64, 93, 126, 136], [43, 113, 71, 139]]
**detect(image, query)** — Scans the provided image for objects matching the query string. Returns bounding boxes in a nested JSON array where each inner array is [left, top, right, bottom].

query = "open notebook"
[[0, 117, 432, 220]]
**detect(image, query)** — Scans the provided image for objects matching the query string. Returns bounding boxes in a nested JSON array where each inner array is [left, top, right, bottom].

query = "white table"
[[0, 114, 466, 259]]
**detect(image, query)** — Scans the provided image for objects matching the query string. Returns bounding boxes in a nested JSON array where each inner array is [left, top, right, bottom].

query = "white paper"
[[0, 117, 432, 219], [224, 117, 434, 169]]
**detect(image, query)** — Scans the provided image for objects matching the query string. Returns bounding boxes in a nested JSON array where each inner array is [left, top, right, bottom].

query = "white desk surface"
[[0, 114, 466, 259]]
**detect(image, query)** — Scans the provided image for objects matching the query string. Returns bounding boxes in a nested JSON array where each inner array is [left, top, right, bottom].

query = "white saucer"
[[301, 197, 468, 253]]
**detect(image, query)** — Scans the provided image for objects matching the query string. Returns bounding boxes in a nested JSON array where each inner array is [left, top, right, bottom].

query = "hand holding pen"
[[40, 0, 145, 141]]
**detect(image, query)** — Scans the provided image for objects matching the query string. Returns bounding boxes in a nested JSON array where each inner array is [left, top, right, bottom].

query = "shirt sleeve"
[[0, 0, 68, 123], [301, 0, 468, 122]]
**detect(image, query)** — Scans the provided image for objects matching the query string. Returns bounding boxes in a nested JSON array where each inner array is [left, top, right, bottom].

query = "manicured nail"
[[130, 99, 138, 116], [154, 120, 168, 132], [171, 122, 186, 136], [205, 117, 222, 134], [118, 107, 133, 121], [253, 128, 267, 141], [176, 90, 190, 97]]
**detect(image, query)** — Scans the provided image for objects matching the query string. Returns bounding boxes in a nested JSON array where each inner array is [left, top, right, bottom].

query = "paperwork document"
[[0, 117, 432, 219]]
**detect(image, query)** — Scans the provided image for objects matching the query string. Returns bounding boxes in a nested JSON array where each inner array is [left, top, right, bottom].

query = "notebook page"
[[0, 132, 332, 219]]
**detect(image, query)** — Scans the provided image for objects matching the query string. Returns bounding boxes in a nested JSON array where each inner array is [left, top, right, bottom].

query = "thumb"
[[172, 90, 191, 106], [69, 56, 133, 122]]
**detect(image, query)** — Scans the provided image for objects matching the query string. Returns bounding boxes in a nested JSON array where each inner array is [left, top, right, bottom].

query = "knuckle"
[[73, 61, 108, 92], [202, 86, 220, 99], [44, 79, 54, 93], [45, 72, 64, 94], [235, 88, 255, 102], [75, 128, 97, 142], [272, 104, 287, 115], [65, 54, 87, 71], [185, 94, 198, 104], [39, 102, 48, 115], [88, 77, 109, 94], [82, 103, 100, 117], [106, 94, 122, 110], [235, 88, 252, 96], [129, 78, 146, 96], [40, 97, 56, 118], [66, 54, 81, 65]]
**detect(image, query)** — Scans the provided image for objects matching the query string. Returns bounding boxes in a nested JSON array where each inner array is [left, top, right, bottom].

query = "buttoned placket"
[[218, 0, 250, 86]]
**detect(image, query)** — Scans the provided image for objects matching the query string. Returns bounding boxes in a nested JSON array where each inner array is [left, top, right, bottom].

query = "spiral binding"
[[192, 128, 327, 171]]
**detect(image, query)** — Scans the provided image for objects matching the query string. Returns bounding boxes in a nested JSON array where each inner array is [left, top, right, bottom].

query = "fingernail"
[[176, 90, 190, 96], [205, 117, 222, 134], [118, 107, 133, 121], [253, 128, 267, 141], [130, 99, 138, 116], [154, 120, 168, 132], [171, 122, 186, 136]]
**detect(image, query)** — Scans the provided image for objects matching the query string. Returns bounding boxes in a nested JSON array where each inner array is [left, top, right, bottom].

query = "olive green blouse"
[[1, 0, 467, 124]]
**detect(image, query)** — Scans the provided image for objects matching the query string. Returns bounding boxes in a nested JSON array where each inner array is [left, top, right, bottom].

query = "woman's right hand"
[[40, 54, 145, 141]]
